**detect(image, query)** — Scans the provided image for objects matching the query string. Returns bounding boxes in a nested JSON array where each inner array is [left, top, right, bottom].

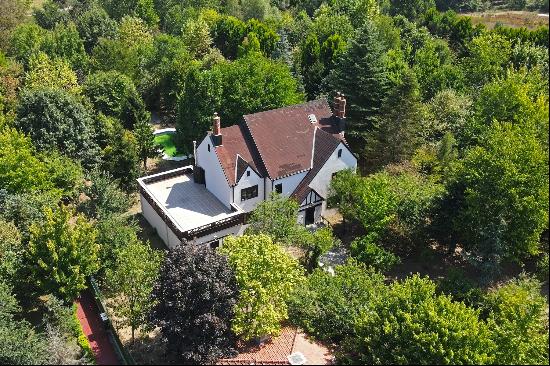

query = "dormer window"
[[338, 149, 342, 158], [247, 170, 250, 177]]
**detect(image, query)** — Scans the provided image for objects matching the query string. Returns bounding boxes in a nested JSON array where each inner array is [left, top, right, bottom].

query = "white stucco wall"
[[234, 167, 264, 212], [309, 142, 357, 201], [191, 224, 248, 246], [267, 171, 308, 198], [141, 192, 248, 248], [141, 194, 181, 248], [196, 136, 232, 208]]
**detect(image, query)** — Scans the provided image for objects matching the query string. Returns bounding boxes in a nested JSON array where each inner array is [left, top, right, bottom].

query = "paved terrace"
[[139, 167, 239, 233]]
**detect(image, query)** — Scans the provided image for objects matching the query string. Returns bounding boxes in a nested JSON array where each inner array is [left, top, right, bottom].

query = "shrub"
[[345, 275, 494, 365], [437, 268, 484, 308], [288, 260, 386, 343], [485, 275, 549, 365], [350, 235, 401, 272], [536, 253, 548, 282]]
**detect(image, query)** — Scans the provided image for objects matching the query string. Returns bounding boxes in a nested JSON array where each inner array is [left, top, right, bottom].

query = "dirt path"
[[76, 291, 120, 365]]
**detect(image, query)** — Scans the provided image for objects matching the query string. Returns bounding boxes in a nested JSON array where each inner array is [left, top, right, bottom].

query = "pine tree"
[[328, 21, 389, 139], [364, 69, 424, 170]]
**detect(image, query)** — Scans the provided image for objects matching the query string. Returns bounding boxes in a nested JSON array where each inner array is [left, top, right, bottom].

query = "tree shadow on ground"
[[126, 330, 170, 365]]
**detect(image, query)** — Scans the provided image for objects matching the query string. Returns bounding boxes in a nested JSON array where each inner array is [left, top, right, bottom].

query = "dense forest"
[[0, 0, 548, 364]]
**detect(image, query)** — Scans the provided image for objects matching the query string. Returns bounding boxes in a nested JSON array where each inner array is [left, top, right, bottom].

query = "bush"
[[350, 235, 401, 272], [536, 253, 548, 282], [484, 275, 549, 365], [68, 302, 94, 362], [345, 275, 494, 365], [437, 268, 484, 308], [288, 260, 386, 343]]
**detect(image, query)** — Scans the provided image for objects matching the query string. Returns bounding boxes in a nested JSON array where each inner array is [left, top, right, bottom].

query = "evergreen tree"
[[328, 21, 389, 141], [364, 69, 424, 170]]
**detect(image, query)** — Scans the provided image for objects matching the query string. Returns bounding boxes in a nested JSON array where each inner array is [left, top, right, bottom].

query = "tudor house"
[[138, 94, 357, 248]]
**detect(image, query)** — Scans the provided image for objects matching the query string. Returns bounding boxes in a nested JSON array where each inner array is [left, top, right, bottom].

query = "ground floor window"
[[208, 239, 221, 249]]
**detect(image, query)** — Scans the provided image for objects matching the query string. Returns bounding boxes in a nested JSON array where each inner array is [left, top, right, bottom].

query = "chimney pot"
[[337, 95, 346, 119], [333, 94, 341, 117], [212, 112, 223, 146], [213, 112, 221, 136]]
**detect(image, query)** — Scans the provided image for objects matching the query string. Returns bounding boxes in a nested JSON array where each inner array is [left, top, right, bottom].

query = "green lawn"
[[154, 133, 184, 157]]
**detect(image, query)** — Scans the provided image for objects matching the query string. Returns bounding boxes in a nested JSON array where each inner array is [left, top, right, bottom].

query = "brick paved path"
[[76, 290, 120, 365]]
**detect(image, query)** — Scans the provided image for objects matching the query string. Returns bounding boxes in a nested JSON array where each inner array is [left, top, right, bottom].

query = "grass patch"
[[154, 133, 185, 157], [462, 11, 549, 29]]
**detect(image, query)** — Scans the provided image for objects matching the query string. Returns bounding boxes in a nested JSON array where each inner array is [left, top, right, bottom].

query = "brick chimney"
[[212, 112, 222, 146], [333, 92, 346, 134]]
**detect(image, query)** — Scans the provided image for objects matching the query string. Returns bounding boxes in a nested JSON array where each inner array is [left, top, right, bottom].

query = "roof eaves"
[[212, 134, 232, 186]]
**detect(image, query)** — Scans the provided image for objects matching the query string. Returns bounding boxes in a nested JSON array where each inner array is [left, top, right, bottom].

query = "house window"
[[208, 144, 210, 152], [209, 239, 220, 249], [241, 185, 258, 201], [337, 148, 342, 158], [247, 170, 250, 177], [275, 183, 282, 194]]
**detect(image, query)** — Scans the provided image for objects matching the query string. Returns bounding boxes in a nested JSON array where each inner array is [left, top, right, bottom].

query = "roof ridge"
[[242, 99, 329, 119]]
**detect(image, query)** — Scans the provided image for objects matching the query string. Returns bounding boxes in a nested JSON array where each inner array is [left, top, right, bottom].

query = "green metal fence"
[[88, 277, 136, 365]]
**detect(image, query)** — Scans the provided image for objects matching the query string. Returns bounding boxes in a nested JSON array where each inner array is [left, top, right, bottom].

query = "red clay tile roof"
[[217, 327, 334, 365], [214, 124, 266, 186], [243, 100, 340, 179], [218, 327, 297, 365], [214, 99, 345, 186], [291, 128, 341, 203]]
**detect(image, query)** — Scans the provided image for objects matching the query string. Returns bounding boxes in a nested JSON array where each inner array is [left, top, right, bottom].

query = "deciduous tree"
[[24, 52, 80, 94], [150, 244, 239, 364], [106, 238, 162, 343], [219, 235, 304, 340], [27, 205, 99, 302], [453, 123, 549, 276], [0, 280, 50, 365], [15, 88, 100, 168], [84, 70, 147, 130], [485, 275, 549, 365], [346, 275, 494, 365]]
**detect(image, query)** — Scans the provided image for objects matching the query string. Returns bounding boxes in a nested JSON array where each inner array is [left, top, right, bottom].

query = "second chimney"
[[212, 112, 222, 146], [333, 92, 346, 119], [333, 92, 346, 135]]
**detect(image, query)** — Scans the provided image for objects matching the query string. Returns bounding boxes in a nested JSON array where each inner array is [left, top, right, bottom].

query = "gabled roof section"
[[292, 128, 342, 203], [214, 124, 265, 186], [243, 99, 343, 179]]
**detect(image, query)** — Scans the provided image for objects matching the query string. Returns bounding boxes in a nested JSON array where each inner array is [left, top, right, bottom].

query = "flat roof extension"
[[138, 167, 240, 234]]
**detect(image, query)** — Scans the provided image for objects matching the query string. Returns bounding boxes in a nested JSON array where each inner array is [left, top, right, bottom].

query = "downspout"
[[193, 140, 197, 166]]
